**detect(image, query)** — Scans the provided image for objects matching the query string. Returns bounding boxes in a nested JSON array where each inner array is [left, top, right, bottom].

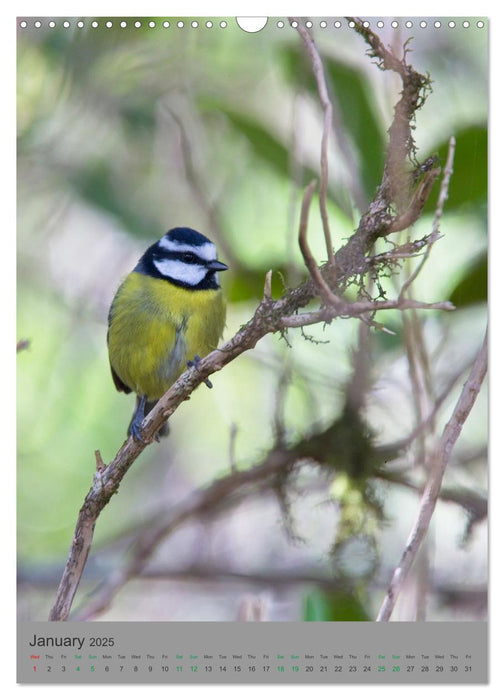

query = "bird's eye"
[[182, 253, 196, 263]]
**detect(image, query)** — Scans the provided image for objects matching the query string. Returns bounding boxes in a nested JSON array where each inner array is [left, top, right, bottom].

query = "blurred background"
[[17, 17, 487, 622]]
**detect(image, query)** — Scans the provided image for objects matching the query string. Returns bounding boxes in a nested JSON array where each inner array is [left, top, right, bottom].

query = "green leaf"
[[449, 253, 487, 307], [423, 126, 487, 216]]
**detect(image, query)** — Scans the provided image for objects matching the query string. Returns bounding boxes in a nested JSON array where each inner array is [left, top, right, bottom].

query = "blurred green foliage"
[[449, 252, 487, 307], [425, 125, 487, 221], [304, 588, 371, 621]]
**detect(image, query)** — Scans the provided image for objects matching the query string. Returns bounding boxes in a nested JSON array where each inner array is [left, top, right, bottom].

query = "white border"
[[6, 2, 501, 698]]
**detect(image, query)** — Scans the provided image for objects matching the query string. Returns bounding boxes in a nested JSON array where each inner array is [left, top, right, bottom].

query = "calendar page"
[[17, 15, 488, 684]]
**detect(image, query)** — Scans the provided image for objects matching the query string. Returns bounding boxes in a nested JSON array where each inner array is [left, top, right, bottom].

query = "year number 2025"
[[89, 637, 115, 647]]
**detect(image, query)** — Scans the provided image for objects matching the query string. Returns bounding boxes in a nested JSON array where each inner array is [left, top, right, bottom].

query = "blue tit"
[[108, 227, 228, 441]]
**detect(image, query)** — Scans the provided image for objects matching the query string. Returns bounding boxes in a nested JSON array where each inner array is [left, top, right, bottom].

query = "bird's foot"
[[129, 416, 147, 443], [187, 355, 213, 388], [129, 395, 147, 443]]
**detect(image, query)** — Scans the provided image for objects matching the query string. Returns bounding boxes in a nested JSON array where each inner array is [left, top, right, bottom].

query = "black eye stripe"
[[156, 250, 206, 265]]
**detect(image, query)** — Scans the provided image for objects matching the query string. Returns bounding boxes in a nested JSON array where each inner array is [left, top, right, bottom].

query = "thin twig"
[[292, 19, 335, 266], [229, 423, 238, 473], [263, 269, 273, 301], [382, 351, 479, 455], [369, 232, 441, 264], [347, 314, 371, 413], [433, 136, 456, 225], [399, 137, 456, 300], [273, 360, 293, 446], [281, 298, 454, 329], [402, 311, 433, 469], [289, 20, 367, 214], [376, 328, 487, 621], [298, 179, 343, 309]]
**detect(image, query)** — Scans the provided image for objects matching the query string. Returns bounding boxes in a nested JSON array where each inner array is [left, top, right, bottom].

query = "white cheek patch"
[[159, 237, 217, 262], [153, 258, 208, 285]]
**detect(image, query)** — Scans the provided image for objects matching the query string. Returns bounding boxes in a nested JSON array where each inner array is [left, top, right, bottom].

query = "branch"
[[376, 328, 488, 621], [350, 17, 438, 236], [280, 297, 454, 329]]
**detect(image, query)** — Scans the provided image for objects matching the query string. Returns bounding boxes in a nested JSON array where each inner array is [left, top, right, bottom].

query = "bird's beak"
[[207, 260, 229, 272]]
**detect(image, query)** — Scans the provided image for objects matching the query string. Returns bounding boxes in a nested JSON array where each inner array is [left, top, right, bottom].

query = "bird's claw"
[[187, 355, 213, 388], [129, 420, 147, 443]]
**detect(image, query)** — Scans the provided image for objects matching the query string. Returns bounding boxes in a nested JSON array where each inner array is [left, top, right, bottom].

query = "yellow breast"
[[108, 272, 226, 400]]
